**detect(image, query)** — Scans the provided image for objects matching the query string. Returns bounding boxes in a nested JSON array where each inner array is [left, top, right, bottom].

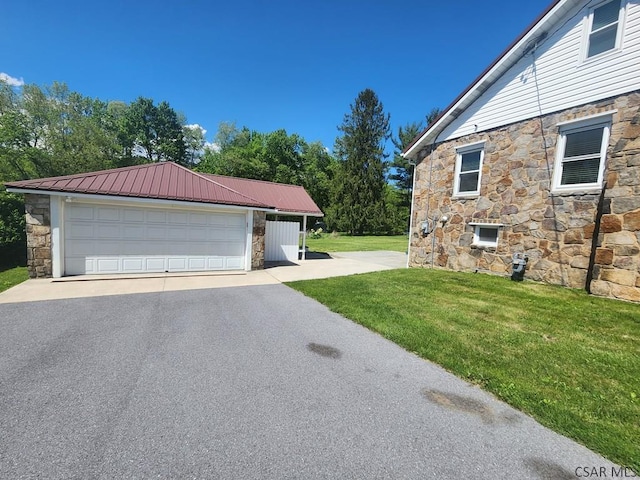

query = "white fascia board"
[[273, 210, 324, 218], [5, 188, 275, 214], [403, 0, 569, 160]]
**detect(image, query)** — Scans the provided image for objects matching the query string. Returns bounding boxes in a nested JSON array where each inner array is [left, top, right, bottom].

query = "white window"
[[585, 0, 623, 58], [552, 115, 612, 192], [471, 224, 500, 248], [454, 143, 484, 197]]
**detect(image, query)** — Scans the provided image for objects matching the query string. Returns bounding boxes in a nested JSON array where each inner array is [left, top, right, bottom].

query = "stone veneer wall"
[[24, 193, 52, 278], [252, 210, 266, 270], [409, 91, 640, 302]]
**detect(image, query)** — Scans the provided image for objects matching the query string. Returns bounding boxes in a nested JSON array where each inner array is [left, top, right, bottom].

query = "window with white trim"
[[586, 0, 623, 58], [472, 224, 500, 248], [454, 143, 484, 197], [552, 117, 611, 191]]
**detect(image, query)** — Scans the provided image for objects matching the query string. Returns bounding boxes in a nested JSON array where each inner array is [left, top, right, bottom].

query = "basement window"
[[470, 223, 502, 248]]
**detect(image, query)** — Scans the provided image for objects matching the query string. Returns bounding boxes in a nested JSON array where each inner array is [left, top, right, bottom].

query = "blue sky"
[[2, 1, 551, 151]]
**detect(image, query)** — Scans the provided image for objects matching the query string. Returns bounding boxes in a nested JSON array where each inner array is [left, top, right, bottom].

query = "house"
[[5, 162, 323, 278], [403, 0, 640, 302]]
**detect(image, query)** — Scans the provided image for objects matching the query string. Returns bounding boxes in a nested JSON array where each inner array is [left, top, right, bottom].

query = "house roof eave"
[[402, 0, 569, 160]]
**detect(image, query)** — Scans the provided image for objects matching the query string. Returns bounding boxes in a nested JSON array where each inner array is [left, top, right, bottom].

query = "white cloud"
[[204, 141, 221, 153], [0, 72, 25, 87], [184, 123, 207, 135]]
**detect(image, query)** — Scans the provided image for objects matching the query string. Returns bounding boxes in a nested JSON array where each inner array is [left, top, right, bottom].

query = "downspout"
[[586, 182, 607, 293]]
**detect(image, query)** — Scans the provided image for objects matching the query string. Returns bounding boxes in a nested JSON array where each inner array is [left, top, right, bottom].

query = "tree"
[[183, 124, 206, 167], [332, 88, 390, 235], [390, 107, 441, 223], [123, 97, 187, 164]]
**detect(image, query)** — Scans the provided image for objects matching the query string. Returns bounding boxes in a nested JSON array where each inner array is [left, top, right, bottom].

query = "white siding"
[[438, 0, 640, 142], [265, 221, 299, 263]]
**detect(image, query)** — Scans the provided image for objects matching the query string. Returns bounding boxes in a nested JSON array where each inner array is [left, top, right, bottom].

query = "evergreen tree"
[[332, 89, 390, 235], [390, 108, 441, 218]]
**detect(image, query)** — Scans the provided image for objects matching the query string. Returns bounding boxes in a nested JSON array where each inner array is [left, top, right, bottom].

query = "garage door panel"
[[146, 226, 167, 240], [94, 241, 122, 256], [67, 224, 94, 239], [122, 258, 144, 271], [123, 225, 145, 239], [145, 258, 166, 271], [189, 213, 209, 225], [188, 258, 206, 269], [146, 211, 167, 223], [167, 227, 184, 241], [96, 224, 121, 239], [225, 257, 243, 269], [167, 258, 187, 270], [188, 228, 208, 241], [65, 240, 95, 256], [207, 257, 225, 269], [68, 205, 94, 220], [123, 209, 145, 223], [64, 203, 247, 275], [95, 258, 120, 272], [168, 212, 189, 224], [96, 207, 120, 221]]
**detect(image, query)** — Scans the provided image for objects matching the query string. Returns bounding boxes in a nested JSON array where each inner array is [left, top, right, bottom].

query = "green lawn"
[[304, 233, 407, 253], [0, 266, 29, 293], [288, 268, 640, 472]]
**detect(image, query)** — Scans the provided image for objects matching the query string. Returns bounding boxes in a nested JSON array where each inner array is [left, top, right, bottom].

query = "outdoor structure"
[[5, 162, 322, 278], [403, 0, 640, 301]]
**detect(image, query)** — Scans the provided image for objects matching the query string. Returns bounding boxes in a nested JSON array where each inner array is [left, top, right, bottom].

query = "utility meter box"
[[511, 253, 528, 282]]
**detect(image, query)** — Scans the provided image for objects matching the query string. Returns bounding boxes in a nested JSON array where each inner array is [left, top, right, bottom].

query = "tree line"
[[1, 79, 438, 265]]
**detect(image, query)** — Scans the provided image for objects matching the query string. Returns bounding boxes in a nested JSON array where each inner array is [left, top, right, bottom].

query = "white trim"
[[468, 222, 505, 227], [50, 196, 63, 278], [245, 211, 254, 271], [551, 115, 612, 193], [453, 143, 484, 197], [455, 140, 486, 151], [6, 189, 272, 214], [472, 224, 501, 248], [555, 110, 617, 127], [581, 0, 626, 62]]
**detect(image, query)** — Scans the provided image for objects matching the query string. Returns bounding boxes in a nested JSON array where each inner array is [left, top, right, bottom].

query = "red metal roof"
[[203, 174, 323, 216], [5, 162, 323, 215]]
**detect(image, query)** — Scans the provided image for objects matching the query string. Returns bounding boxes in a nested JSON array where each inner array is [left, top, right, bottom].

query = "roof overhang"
[[402, 0, 572, 160], [5, 188, 277, 214]]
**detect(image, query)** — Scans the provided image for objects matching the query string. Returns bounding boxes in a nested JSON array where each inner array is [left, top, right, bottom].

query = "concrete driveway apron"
[[0, 284, 617, 479]]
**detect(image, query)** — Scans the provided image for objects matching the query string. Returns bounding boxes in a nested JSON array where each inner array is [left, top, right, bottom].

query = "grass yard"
[[304, 233, 407, 253], [288, 268, 640, 472], [0, 266, 29, 293]]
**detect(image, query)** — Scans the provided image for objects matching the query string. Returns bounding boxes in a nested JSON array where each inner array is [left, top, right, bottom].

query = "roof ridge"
[[173, 163, 272, 208]]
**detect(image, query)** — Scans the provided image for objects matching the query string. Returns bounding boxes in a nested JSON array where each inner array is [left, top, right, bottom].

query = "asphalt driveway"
[[0, 285, 615, 479]]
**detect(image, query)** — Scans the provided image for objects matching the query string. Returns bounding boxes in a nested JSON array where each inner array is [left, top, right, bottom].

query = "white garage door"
[[64, 203, 247, 275]]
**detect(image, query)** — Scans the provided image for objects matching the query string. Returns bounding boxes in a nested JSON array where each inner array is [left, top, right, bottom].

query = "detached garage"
[[5, 162, 323, 278]]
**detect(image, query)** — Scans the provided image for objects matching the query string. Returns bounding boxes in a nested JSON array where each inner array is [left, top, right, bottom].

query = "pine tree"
[[333, 89, 390, 235]]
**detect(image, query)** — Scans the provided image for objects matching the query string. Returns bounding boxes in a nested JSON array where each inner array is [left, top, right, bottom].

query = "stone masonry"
[[252, 210, 266, 270], [409, 91, 640, 302], [24, 193, 52, 278]]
